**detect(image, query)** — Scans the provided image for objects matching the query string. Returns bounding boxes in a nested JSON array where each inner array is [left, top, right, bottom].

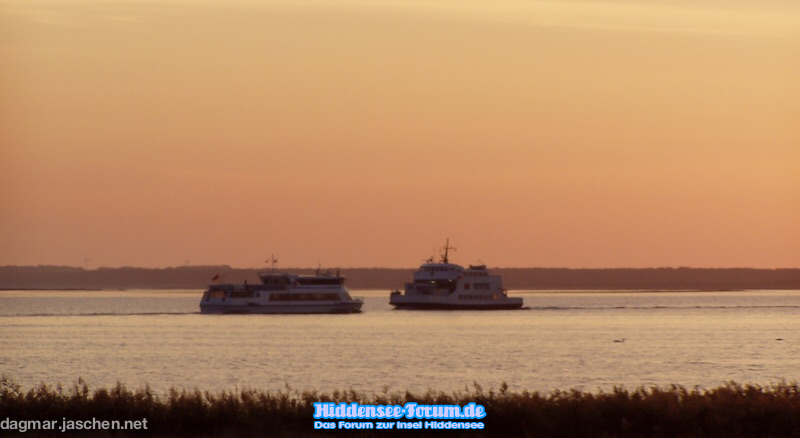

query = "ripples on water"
[[1, 290, 798, 394]]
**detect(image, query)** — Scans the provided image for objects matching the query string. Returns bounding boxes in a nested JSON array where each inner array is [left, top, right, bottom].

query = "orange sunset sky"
[[1, 0, 799, 269]]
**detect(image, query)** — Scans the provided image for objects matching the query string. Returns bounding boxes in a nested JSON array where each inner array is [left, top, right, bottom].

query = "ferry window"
[[269, 293, 341, 301], [464, 283, 470, 290]]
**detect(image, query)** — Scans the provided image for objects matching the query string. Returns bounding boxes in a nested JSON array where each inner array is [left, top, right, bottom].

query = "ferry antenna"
[[267, 254, 278, 271], [441, 238, 456, 264]]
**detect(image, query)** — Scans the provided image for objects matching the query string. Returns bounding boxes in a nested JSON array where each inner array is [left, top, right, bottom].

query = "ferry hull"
[[390, 301, 523, 310], [200, 301, 362, 315], [389, 294, 523, 310]]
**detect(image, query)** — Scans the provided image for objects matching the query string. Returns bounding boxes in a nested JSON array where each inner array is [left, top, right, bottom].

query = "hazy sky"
[[2, 0, 799, 269]]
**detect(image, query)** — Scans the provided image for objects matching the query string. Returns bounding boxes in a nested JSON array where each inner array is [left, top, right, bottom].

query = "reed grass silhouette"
[[2, 376, 799, 436]]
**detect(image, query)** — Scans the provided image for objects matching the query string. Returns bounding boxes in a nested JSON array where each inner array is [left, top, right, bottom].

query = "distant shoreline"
[[0, 288, 764, 293], [1, 266, 798, 291]]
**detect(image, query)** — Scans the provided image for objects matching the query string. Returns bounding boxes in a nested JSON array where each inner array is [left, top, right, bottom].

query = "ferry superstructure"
[[200, 270, 363, 314], [389, 241, 523, 310]]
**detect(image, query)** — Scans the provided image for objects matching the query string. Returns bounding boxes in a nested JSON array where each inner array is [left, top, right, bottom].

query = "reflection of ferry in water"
[[390, 240, 524, 310], [200, 269, 363, 314]]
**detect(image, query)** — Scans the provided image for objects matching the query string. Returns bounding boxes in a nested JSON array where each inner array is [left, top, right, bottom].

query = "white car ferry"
[[200, 270, 363, 314], [390, 241, 523, 310]]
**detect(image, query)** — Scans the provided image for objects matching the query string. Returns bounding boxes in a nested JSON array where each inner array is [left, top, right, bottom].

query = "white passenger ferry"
[[389, 241, 523, 310], [200, 270, 363, 314]]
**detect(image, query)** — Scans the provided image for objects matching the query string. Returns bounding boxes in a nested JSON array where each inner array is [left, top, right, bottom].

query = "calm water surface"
[[1, 290, 798, 394]]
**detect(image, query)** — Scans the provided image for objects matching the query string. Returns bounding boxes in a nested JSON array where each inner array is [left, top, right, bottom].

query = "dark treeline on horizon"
[[1, 265, 798, 291]]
